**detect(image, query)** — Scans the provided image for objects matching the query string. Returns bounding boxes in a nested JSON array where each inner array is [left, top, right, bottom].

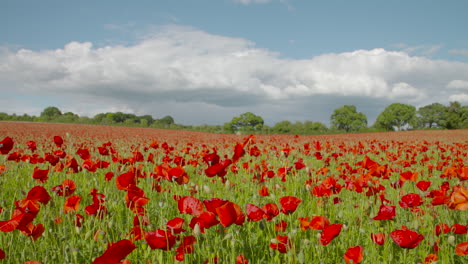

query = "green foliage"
[[417, 103, 447, 129], [375, 103, 416, 131], [228, 112, 264, 132], [330, 105, 367, 132], [40, 106, 62, 120]]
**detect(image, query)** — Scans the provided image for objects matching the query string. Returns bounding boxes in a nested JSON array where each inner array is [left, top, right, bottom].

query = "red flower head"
[[279, 196, 302, 215], [52, 179, 76, 197], [262, 203, 279, 221], [215, 201, 245, 227], [64, 195, 81, 213], [0, 137, 14, 154], [26, 186, 51, 205], [92, 239, 136, 264], [145, 229, 177, 250], [166, 217, 185, 234], [178, 196, 204, 216], [310, 216, 330, 230], [246, 204, 265, 221], [370, 232, 386, 245], [203, 198, 228, 214], [175, 236, 196, 261], [344, 246, 364, 264], [236, 254, 249, 264], [319, 224, 343, 246], [32, 167, 49, 183], [372, 205, 396, 220], [390, 227, 424, 249], [270, 235, 291, 253], [416, 181, 431, 191], [455, 241, 468, 256], [399, 193, 423, 208], [53, 136, 63, 147], [189, 211, 219, 233]]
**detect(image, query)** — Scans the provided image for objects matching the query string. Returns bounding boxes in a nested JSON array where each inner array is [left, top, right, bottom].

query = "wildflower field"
[[0, 122, 467, 264]]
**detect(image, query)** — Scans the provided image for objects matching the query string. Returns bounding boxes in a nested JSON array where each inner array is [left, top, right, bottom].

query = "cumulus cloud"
[[447, 80, 468, 90], [449, 49, 468, 57], [1, 25, 468, 125]]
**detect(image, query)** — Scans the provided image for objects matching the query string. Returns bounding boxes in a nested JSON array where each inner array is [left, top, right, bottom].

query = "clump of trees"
[[1, 101, 467, 134]]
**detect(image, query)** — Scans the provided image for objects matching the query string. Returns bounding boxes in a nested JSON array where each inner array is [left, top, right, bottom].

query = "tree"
[[159, 116, 175, 126], [303, 121, 328, 134], [444, 101, 463, 129], [228, 112, 264, 132], [40, 106, 62, 120], [273, 120, 293, 134], [330, 105, 367, 132], [417, 103, 446, 128], [374, 103, 416, 131]]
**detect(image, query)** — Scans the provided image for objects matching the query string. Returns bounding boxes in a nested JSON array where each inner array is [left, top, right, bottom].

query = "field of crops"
[[0, 122, 467, 264]]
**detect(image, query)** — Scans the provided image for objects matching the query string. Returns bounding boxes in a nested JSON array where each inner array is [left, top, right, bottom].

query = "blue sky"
[[2, 0, 468, 125]]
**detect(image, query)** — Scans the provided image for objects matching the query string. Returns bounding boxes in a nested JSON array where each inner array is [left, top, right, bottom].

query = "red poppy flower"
[[215, 201, 245, 227], [262, 203, 279, 221], [116, 172, 136, 190], [372, 205, 396, 220], [145, 229, 177, 250], [26, 186, 51, 205], [0, 248, 5, 259], [51, 179, 76, 197], [53, 136, 63, 147], [64, 195, 81, 213], [455, 241, 468, 256], [236, 254, 249, 264], [178, 196, 204, 216], [435, 223, 450, 236], [175, 235, 196, 261], [448, 185, 468, 210], [231, 143, 245, 163], [270, 234, 291, 253], [74, 214, 84, 227], [203, 198, 228, 214], [344, 246, 363, 264], [24, 223, 44, 241], [319, 224, 343, 245], [22, 261, 42, 264], [92, 239, 136, 264], [76, 148, 90, 160], [310, 216, 330, 230], [189, 211, 219, 233], [32, 167, 49, 183], [424, 253, 438, 264], [400, 171, 418, 182], [399, 193, 423, 208], [416, 181, 431, 191], [370, 232, 386, 245], [451, 224, 467, 235], [0, 137, 14, 154], [279, 196, 302, 215], [258, 186, 270, 196], [166, 217, 185, 234], [246, 204, 265, 221], [275, 220, 287, 232], [390, 227, 424, 249]]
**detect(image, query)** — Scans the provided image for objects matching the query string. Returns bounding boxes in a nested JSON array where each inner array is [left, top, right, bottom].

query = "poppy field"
[[0, 122, 467, 264]]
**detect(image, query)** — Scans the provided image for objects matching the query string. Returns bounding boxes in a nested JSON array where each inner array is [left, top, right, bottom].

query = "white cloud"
[[1, 25, 468, 125], [392, 43, 442, 56], [449, 49, 468, 57], [449, 93, 468, 103], [447, 80, 468, 90]]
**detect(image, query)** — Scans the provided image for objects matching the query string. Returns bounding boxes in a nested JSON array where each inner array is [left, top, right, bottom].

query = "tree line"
[[0, 101, 467, 134]]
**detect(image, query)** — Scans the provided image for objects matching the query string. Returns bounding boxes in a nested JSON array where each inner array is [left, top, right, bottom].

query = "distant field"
[[0, 122, 467, 263]]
